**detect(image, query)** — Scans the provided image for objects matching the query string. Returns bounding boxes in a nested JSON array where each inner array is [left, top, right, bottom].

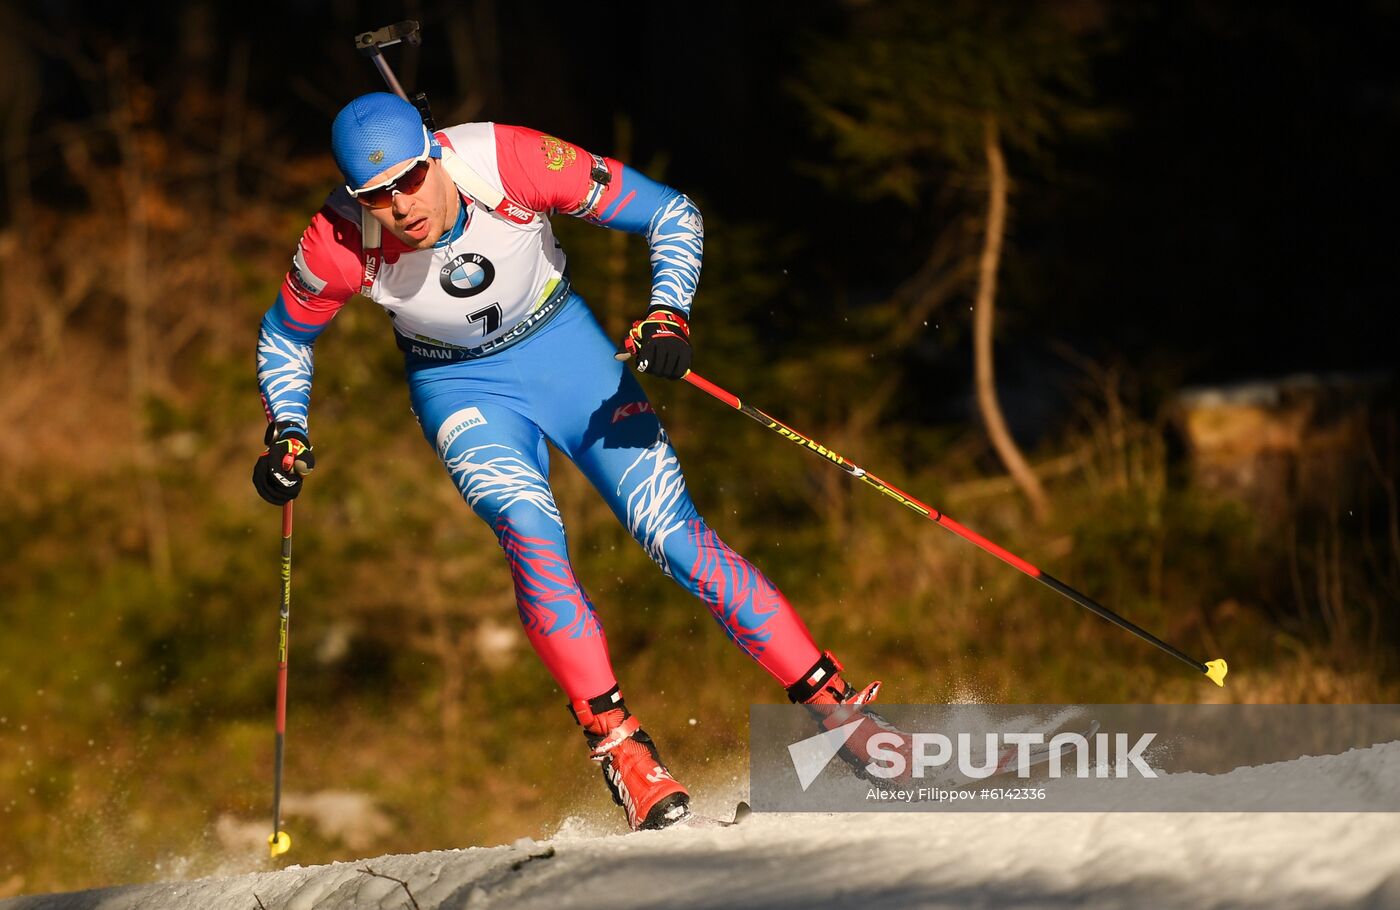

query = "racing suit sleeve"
[[256, 207, 362, 429], [493, 124, 703, 317]]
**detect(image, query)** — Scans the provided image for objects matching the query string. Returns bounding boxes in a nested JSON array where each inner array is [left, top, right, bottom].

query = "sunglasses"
[[348, 155, 431, 209]]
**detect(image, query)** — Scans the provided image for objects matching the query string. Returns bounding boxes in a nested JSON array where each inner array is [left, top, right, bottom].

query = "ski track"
[[5, 743, 1399, 910]]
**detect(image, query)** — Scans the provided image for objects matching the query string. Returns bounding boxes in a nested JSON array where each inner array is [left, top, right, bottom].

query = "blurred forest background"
[[2, 0, 1398, 897]]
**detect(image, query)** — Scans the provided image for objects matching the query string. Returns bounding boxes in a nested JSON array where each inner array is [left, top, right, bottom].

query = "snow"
[[5, 743, 1399, 910]]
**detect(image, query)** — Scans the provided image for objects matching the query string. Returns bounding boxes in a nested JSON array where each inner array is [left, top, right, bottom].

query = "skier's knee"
[[616, 431, 699, 568], [491, 500, 567, 552], [649, 516, 705, 577]]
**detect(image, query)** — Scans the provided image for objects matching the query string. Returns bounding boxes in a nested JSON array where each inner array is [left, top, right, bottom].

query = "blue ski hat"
[[331, 92, 442, 188]]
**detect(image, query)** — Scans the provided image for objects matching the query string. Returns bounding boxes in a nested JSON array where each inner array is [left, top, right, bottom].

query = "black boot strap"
[[786, 652, 844, 704], [568, 684, 625, 723]]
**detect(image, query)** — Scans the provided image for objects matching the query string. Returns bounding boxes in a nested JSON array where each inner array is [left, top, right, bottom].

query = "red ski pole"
[[681, 371, 1228, 687], [269, 498, 294, 858], [266, 440, 310, 859]]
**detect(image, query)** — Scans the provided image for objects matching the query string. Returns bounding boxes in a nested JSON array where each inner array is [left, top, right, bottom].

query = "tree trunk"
[[974, 114, 1049, 522], [112, 51, 174, 583]]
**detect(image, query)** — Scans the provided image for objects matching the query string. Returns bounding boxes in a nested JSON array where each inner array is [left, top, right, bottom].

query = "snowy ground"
[[6, 745, 1400, 910]]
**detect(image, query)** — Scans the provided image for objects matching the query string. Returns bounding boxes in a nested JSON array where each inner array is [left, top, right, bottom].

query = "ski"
[[672, 801, 751, 829]]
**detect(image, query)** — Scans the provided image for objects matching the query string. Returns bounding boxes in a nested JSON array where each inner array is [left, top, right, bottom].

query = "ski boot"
[[570, 686, 691, 830], [786, 651, 914, 787]]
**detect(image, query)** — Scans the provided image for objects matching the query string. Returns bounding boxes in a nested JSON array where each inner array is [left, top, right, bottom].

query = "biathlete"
[[252, 92, 901, 830]]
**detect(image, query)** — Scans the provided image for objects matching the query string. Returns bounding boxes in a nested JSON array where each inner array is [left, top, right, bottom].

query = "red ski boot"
[[570, 686, 691, 830], [786, 651, 914, 786]]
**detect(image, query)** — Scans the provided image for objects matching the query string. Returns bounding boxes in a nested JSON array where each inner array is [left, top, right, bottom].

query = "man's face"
[[359, 156, 459, 250]]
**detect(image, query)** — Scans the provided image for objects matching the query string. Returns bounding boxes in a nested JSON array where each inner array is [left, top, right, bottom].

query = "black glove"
[[616, 307, 692, 380], [252, 421, 315, 505]]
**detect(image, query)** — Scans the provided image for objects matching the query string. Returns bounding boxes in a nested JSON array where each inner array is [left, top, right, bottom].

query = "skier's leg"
[[409, 377, 617, 702], [518, 299, 824, 689]]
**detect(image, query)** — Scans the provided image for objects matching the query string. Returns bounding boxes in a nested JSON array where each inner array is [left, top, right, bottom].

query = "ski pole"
[[269, 498, 295, 858], [681, 371, 1229, 687]]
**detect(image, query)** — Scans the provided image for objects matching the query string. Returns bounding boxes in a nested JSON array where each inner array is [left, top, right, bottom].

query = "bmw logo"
[[440, 252, 495, 298]]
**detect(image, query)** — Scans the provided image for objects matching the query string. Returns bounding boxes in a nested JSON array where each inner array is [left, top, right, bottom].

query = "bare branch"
[[973, 114, 1048, 522], [358, 866, 422, 910]]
